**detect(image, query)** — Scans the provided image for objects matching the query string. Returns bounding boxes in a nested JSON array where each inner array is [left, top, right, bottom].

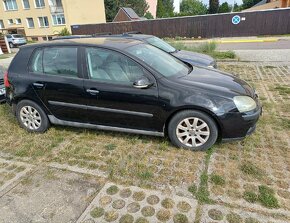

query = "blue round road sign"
[[232, 15, 241, 25]]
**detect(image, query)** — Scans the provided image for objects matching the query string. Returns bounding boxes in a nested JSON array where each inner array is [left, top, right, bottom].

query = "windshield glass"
[[125, 44, 189, 77], [146, 37, 176, 53], [13, 34, 24, 38]]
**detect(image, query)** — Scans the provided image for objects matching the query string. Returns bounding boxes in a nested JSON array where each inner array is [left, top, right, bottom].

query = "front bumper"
[[220, 105, 262, 142]]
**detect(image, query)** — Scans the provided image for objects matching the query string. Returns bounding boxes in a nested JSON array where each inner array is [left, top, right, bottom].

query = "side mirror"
[[133, 77, 152, 89]]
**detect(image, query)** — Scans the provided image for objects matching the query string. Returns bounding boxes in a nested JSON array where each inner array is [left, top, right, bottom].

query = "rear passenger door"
[[29, 46, 87, 122]]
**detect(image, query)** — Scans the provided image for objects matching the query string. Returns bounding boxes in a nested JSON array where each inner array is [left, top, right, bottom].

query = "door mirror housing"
[[133, 77, 153, 89]]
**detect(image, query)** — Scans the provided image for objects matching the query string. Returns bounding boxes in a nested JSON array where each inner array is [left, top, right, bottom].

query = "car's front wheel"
[[9, 42, 14, 48], [168, 110, 218, 151], [16, 100, 50, 133]]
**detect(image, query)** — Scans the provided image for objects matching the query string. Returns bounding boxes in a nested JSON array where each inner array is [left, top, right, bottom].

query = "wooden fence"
[[0, 37, 9, 54], [71, 8, 290, 38]]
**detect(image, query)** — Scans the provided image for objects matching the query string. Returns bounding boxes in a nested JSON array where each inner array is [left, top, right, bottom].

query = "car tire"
[[168, 110, 218, 151], [16, 100, 50, 133], [9, 42, 14, 48]]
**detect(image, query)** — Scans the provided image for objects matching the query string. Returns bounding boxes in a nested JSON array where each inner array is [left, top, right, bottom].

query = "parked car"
[[5, 38, 261, 150], [54, 34, 217, 68], [0, 66, 5, 103], [6, 34, 27, 48]]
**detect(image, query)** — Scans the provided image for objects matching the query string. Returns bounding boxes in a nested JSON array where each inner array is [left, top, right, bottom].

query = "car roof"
[[21, 37, 144, 50]]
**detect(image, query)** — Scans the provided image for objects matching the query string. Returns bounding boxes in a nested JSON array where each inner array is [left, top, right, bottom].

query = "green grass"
[[210, 174, 225, 186], [167, 41, 236, 60], [188, 184, 197, 195], [240, 161, 265, 179], [243, 186, 279, 208], [243, 191, 258, 203], [258, 185, 279, 208], [274, 85, 290, 95]]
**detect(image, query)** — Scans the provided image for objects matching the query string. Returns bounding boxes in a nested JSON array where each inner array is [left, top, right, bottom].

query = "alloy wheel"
[[20, 106, 42, 130], [176, 117, 210, 147]]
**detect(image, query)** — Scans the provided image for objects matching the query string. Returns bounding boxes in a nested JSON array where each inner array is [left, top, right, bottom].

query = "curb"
[[219, 38, 278, 43]]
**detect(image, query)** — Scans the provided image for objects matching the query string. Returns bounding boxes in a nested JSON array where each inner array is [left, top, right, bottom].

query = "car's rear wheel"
[[168, 110, 218, 151], [16, 100, 50, 133], [9, 42, 14, 48]]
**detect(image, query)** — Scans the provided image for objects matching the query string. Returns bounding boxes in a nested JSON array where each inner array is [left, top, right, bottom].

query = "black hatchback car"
[[5, 38, 261, 150]]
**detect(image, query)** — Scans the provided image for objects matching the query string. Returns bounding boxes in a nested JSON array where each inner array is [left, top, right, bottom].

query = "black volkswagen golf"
[[5, 38, 261, 151]]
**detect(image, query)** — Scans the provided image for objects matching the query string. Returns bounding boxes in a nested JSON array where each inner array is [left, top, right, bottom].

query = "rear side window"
[[29, 47, 78, 77], [30, 48, 43, 73]]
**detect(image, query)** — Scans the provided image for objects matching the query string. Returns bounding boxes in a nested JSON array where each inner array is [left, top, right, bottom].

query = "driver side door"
[[83, 47, 165, 132]]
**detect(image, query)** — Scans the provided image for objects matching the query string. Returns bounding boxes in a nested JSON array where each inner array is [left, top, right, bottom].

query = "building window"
[[26, 17, 35, 28], [22, 0, 30, 9], [15, 18, 22, 24], [38, 16, 49, 27], [0, 20, 5, 29], [35, 0, 45, 8], [8, 19, 14, 25], [52, 14, 65, 25], [3, 0, 18, 10]]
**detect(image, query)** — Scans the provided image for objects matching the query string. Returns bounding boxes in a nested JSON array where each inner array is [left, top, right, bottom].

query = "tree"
[[208, 0, 219, 14], [144, 11, 154, 19], [218, 2, 231, 13], [104, 0, 149, 22], [233, 3, 243, 11], [157, 0, 174, 18], [156, 0, 165, 17], [179, 0, 208, 16], [242, 0, 261, 9], [162, 0, 174, 17]]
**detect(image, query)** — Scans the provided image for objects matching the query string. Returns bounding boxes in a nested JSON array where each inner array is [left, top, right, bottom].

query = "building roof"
[[121, 7, 140, 20], [243, 0, 281, 11], [113, 7, 145, 22]]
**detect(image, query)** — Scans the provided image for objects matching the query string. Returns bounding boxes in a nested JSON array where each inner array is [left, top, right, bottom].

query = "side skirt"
[[48, 115, 164, 137]]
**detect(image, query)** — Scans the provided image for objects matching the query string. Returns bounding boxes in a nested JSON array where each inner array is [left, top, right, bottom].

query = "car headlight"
[[233, 96, 257, 113]]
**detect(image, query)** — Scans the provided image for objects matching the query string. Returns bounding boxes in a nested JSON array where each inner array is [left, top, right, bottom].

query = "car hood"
[[172, 67, 254, 98], [172, 50, 215, 66]]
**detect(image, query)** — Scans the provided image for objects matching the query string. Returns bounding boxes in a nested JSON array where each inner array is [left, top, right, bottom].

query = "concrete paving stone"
[[0, 167, 104, 223], [77, 182, 198, 223], [201, 204, 289, 223], [0, 157, 34, 196]]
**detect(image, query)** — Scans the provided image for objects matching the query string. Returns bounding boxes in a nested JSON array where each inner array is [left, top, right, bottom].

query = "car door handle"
[[86, 89, 99, 95], [33, 82, 44, 88]]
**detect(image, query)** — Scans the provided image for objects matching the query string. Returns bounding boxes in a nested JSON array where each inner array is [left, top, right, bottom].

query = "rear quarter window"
[[29, 47, 78, 77]]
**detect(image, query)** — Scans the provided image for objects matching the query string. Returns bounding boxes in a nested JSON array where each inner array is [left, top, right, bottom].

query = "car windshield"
[[146, 37, 176, 53], [13, 35, 23, 38], [125, 44, 190, 77]]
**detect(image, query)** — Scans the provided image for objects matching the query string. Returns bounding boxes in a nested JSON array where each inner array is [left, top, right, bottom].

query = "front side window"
[[146, 37, 176, 53], [43, 47, 78, 77], [26, 18, 34, 28], [52, 14, 65, 25], [125, 44, 189, 77], [38, 16, 49, 27], [3, 0, 18, 10], [85, 47, 145, 86], [35, 0, 45, 8], [22, 0, 30, 9]]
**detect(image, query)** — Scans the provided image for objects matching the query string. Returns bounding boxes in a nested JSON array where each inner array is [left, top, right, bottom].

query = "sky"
[[173, 0, 243, 12]]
